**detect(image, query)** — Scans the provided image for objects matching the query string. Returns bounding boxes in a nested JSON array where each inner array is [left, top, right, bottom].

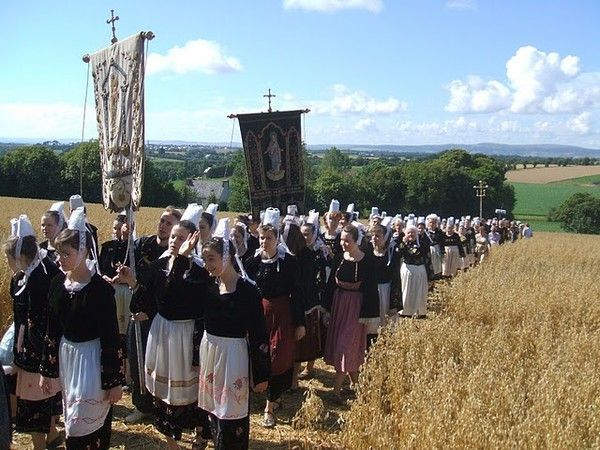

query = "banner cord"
[[79, 64, 91, 194]]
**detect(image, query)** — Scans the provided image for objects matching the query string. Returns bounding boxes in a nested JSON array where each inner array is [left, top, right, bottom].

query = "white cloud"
[[445, 0, 477, 10], [446, 46, 600, 115], [446, 76, 511, 113], [312, 84, 407, 115], [0, 102, 95, 139], [283, 0, 383, 13], [147, 39, 242, 75], [567, 112, 591, 134], [355, 117, 378, 131], [507, 45, 580, 113]]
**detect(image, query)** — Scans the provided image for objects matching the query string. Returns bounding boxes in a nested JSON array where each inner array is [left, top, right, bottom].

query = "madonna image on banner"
[[264, 131, 285, 182], [236, 110, 305, 215]]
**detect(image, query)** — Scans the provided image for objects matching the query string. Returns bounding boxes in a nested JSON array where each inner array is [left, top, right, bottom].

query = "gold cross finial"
[[106, 9, 120, 44], [263, 89, 276, 113]]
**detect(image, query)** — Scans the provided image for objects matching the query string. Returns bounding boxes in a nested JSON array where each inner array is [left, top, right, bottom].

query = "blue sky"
[[1, 0, 599, 148]]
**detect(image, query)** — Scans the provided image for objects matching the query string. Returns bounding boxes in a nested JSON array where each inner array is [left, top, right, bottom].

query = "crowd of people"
[[0, 196, 532, 450]]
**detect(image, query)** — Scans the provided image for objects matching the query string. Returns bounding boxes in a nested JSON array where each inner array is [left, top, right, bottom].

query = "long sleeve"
[[99, 282, 124, 389], [40, 289, 62, 379], [246, 283, 271, 386], [26, 274, 51, 360], [286, 256, 306, 328], [130, 263, 159, 318], [322, 254, 343, 312]]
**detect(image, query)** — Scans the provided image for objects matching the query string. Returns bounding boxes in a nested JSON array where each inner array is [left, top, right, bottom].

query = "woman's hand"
[[179, 231, 200, 257], [105, 385, 122, 403], [114, 264, 137, 289], [39, 376, 51, 395], [131, 312, 149, 322], [295, 325, 306, 341], [252, 381, 268, 393]]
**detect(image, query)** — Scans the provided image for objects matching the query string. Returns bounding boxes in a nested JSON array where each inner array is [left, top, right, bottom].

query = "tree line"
[[229, 147, 515, 219], [0, 141, 190, 207]]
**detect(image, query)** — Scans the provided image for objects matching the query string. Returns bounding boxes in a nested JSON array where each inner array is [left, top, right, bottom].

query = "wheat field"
[[2, 196, 599, 448], [340, 234, 600, 449], [505, 165, 600, 183]]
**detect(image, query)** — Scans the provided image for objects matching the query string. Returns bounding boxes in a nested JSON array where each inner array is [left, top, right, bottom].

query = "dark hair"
[[249, 215, 261, 225], [282, 222, 306, 256], [342, 224, 359, 243], [42, 210, 66, 230], [324, 211, 343, 224], [202, 237, 237, 259], [3, 235, 38, 262], [200, 212, 214, 229], [176, 220, 197, 234], [54, 229, 93, 253], [258, 223, 278, 237], [236, 215, 250, 227], [164, 205, 182, 221]]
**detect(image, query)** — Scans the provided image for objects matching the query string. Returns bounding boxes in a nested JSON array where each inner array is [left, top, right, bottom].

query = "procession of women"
[[0, 194, 531, 450]]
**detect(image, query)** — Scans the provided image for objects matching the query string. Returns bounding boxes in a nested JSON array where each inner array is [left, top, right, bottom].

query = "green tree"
[[549, 192, 600, 234], [141, 159, 185, 207], [311, 168, 356, 212], [355, 161, 405, 215], [0, 145, 62, 199], [227, 150, 250, 212], [321, 147, 352, 172], [60, 140, 102, 202]]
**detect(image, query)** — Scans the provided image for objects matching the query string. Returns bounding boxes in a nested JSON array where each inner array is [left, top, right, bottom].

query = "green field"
[[510, 175, 600, 232]]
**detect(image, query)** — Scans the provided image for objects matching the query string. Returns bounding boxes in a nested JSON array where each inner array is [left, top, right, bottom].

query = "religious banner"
[[89, 33, 146, 212], [236, 110, 306, 216]]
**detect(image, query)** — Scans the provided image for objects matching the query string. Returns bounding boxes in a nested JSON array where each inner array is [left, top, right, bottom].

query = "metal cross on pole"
[[473, 180, 489, 218], [106, 9, 120, 44], [263, 88, 276, 113]]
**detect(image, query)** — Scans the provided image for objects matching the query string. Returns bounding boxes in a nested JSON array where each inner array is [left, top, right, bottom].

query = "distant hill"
[[1, 138, 598, 158], [306, 143, 600, 158]]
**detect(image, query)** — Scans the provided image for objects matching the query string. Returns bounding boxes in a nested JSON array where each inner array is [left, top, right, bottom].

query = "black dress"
[[295, 245, 327, 362], [127, 234, 168, 414], [11, 259, 61, 434], [245, 252, 305, 402], [130, 255, 210, 441], [40, 272, 123, 449], [199, 277, 270, 450]]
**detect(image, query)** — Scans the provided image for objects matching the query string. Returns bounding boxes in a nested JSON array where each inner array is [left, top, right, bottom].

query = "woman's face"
[[202, 246, 224, 277], [41, 215, 59, 241], [301, 225, 314, 246], [259, 229, 278, 255], [112, 220, 123, 240], [231, 229, 244, 249], [394, 221, 404, 233], [417, 223, 426, 234], [56, 244, 82, 272], [168, 224, 191, 254], [405, 228, 417, 242], [198, 218, 212, 242], [340, 230, 357, 253], [326, 215, 339, 231], [372, 227, 386, 250]]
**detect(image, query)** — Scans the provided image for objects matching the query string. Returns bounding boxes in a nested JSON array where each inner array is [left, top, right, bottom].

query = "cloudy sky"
[[1, 0, 599, 148]]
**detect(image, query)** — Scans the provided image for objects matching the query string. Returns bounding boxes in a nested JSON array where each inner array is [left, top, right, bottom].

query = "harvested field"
[[505, 165, 600, 183]]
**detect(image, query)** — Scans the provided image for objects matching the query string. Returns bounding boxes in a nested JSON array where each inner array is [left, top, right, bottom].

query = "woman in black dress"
[[5, 215, 62, 449]]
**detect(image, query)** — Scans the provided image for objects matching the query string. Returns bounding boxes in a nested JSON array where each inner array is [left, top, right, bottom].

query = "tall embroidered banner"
[[89, 33, 145, 212], [237, 110, 305, 216]]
